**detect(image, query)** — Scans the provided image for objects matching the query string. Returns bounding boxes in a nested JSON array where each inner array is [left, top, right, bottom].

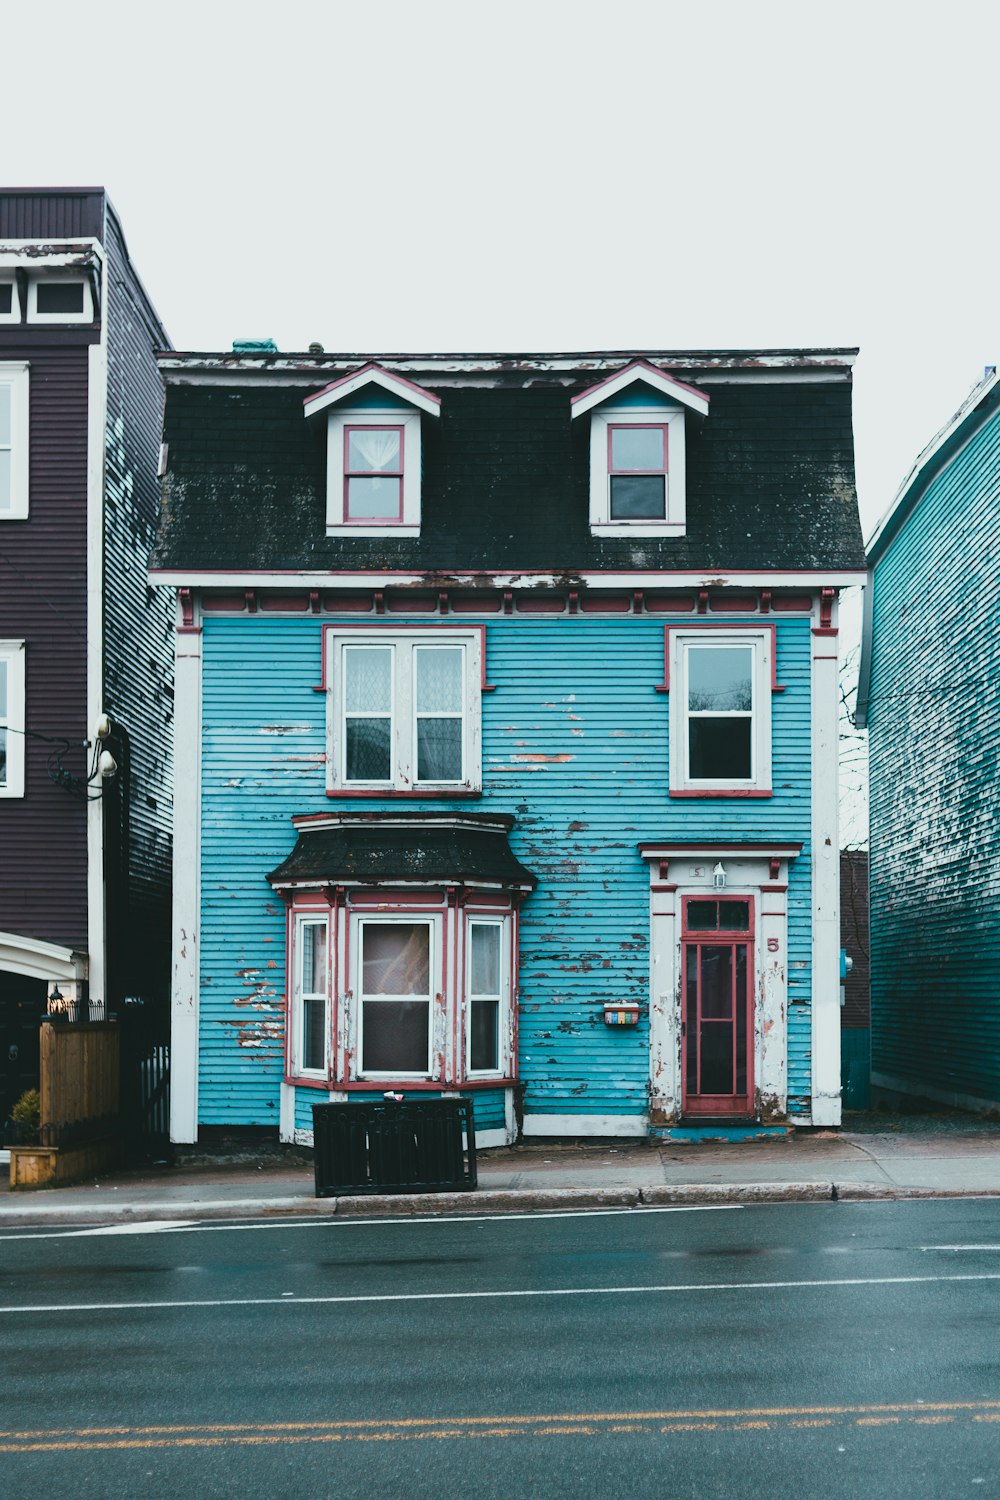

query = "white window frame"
[[326, 406, 422, 536], [668, 627, 773, 795], [466, 915, 510, 1079], [293, 912, 329, 1077], [327, 627, 483, 794], [353, 912, 440, 1081], [27, 274, 93, 324], [0, 363, 30, 520], [0, 276, 20, 324], [0, 639, 26, 798], [589, 403, 687, 537]]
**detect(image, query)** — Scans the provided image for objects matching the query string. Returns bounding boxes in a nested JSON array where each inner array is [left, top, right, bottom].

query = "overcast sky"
[[7, 0, 997, 538]]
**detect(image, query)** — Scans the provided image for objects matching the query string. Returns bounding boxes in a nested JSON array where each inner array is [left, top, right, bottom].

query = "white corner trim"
[[521, 1113, 648, 1138], [170, 599, 203, 1144], [86, 331, 109, 1009], [810, 613, 842, 1127], [279, 1081, 296, 1144]]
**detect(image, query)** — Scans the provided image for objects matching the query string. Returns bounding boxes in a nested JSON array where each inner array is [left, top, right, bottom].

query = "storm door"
[[681, 897, 754, 1116]]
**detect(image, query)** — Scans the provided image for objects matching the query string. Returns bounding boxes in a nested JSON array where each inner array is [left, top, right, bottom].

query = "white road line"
[[0, 1204, 743, 1242], [4, 1270, 1000, 1316], [920, 1245, 1000, 1252]]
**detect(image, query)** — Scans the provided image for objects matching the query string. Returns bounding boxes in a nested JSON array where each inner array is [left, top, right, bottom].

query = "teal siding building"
[[152, 350, 865, 1146], [859, 370, 1000, 1110]]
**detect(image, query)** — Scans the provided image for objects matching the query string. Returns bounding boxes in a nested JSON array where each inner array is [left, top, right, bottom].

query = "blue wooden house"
[[150, 349, 865, 1147], [858, 368, 1000, 1111]]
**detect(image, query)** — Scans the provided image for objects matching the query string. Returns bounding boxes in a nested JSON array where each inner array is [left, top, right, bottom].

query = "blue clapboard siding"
[[868, 406, 1000, 1104], [198, 613, 815, 1127]]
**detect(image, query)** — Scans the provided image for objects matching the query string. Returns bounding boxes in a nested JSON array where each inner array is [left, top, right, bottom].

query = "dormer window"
[[608, 423, 669, 520], [0, 279, 19, 324], [572, 359, 709, 539], [344, 423, 405, 522], [304, 362, 440, 537]]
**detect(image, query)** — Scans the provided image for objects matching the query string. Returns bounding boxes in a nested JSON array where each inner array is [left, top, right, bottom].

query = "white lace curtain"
[[350, 428, 400, 472]]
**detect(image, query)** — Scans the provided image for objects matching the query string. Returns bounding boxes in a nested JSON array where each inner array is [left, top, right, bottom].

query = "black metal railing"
[[312, 1098, 477, 1196]]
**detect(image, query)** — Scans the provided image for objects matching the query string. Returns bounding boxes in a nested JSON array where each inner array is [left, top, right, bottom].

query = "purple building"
[[0, 188, 172, 1128]]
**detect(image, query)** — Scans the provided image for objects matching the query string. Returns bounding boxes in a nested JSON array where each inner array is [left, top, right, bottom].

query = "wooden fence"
[[39, 1021, 120, 1134]]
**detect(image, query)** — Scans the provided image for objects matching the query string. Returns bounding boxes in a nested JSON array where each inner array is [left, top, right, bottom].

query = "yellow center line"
[[3, 1401, 1000, 1453]]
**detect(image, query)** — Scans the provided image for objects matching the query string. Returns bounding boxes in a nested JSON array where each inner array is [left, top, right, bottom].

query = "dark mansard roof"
[[151, 350, 866, 577]]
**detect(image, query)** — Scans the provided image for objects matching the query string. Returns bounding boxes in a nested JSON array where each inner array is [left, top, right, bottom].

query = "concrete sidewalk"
[[4, 1121, 1000, 1227]]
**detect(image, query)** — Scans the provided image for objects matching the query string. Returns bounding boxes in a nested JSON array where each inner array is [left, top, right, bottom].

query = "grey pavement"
[[4, 1115, 1000, 1226]]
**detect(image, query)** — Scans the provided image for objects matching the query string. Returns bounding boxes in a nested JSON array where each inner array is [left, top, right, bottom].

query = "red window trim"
[[342, 423, 405, 525]]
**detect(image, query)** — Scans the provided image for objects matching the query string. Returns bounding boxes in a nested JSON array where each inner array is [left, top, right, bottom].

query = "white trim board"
[[150, 569, 867, 591], [521, 1114, 648, 1138]]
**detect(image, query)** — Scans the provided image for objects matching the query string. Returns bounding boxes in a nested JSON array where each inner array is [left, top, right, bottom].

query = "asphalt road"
[[3, 1198, 1000, 1499]]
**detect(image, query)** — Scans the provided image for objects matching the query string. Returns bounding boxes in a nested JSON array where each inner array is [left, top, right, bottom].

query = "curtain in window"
[[349, 428, 400, 473]]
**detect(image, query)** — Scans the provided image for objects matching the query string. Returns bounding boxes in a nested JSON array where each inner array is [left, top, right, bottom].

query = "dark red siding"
[[0, 340, 91, 949]]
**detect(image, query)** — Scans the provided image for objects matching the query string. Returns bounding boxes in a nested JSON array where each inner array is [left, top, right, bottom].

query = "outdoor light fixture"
[[98, 749, 118, 780], [713, 862, 727, 889]]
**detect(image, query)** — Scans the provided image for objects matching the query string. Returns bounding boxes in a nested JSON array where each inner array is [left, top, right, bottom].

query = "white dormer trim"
[[571, 359, 710, 419], [303, 361, 442, 421], [588, 402, 688, 538]]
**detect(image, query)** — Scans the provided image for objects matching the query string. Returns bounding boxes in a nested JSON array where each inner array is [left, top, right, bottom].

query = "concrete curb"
[[3, 1180, 1000, 1230]]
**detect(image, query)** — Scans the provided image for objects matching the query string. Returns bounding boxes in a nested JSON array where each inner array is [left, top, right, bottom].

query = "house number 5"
[[767, 938, 779, 953]]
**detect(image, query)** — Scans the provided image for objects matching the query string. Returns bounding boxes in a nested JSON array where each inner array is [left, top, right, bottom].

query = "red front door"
[[682, 897, 754, 1117]]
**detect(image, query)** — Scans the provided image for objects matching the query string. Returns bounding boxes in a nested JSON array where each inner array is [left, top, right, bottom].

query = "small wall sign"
[[604, 1003, 641, 1027]]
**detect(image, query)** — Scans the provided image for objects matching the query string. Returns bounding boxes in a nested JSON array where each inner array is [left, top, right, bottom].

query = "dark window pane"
[[685, 946, 698, 1086], [700, 946, 733, 1020], [346, 717, 391, 780], [36, 282, 85, 314], [688, 647, 753, 712], [689, 717, 752, 779], [303, 996, 326, 1070], [362, 999, 429, 1072], [717, 901, 750, 932], [347, 475, 401, 519], [610, 474, 665, 519], [735, 946, 748, 1095], [0, 726, 6, 787], [0, 285, 11, 314], [470, 999, 499, 1071], [686, 900, 718, 931], [611, 426, 665, 470], [362, 924, 430, 997], [417, 717, 462, 780], [699, 1015, 734, 1095]]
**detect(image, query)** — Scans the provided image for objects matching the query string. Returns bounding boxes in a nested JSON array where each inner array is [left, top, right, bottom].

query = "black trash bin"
[[312, 1097, 477, 1197]]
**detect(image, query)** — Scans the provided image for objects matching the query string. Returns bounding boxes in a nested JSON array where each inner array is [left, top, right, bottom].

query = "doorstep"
[[651, 1124, 793, 1143]]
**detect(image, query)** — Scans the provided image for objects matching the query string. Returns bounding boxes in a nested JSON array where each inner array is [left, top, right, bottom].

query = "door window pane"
[[686, 900, 719, 931], [700, 945, 733, 1020]]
